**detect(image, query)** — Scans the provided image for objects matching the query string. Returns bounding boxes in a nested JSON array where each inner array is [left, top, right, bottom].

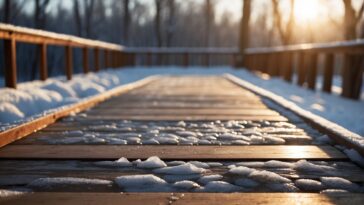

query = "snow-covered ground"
[[0, 66, 363, 137]]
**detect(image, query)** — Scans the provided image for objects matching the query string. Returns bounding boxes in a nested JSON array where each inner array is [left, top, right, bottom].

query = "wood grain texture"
[[1, 193, 364, 205], [0, 145, 346, 160]]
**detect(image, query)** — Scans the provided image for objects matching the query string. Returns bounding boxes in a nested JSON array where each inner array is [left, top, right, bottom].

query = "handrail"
[[0, 23, 130, 89], [243, 39, 364, 100], [0, 23, 122, 50], [1, 24, 363, 100]]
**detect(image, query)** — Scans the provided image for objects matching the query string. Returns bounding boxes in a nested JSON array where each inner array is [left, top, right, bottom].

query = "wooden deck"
[[0, 76, 363, 204]]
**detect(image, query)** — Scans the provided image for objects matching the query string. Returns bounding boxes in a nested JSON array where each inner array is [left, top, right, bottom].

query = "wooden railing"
[[124, 47, 238, 67], [1, 23, 363, 100], [244, 41, 364, 99], [0, 23, 131, 88]]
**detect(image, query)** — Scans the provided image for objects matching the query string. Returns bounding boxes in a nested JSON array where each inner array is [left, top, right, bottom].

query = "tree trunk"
[[238, 0, 251, 66], [3, 0, 11, 23], [272, 0, 295, 45], [166, 0, 175, 47], [205, 0, 213, 47], [155, 0, 162, 47], [74, 0, 82, 37], [123, 0, 130, 45]]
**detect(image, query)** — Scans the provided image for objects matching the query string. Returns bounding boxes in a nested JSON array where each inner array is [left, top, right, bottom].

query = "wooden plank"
[[0, 145, 346, 160], [0, 77, 158, 148], [85, 109, 280, 116], [1, 193, 364, 205], [82, 115, 288, 121], [65, 46, 73, 80], [39, 43, 48, 81]]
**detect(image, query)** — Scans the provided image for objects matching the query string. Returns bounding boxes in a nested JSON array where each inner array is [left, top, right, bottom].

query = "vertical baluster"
[[94, 48, 100, 72], [307, 52, 318, 90], [4, 37, 17, 88], [82, 47, 89, 73], [297, 52, 306, 86], [322, 53, 334, 93], [65, 46, 73, 80], [39, 43, 47, 81]]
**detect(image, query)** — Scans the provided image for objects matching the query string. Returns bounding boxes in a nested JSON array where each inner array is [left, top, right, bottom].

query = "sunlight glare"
[[294, 0, 321, 23]]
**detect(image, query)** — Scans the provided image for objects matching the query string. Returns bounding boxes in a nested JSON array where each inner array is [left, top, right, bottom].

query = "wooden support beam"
[[65, 46, 73, 80], [94, 48, 100, 72], [183, 52, 189, 67], [307, 53, 318, 90], [4, 38, 17, 88], [104, 50, 109, 68], [297, 52, 306, 86], [39, 43, 47, 81], [283, 52, 293, 82], [82, 47, 89, 74], [341, 54, 363, 99], [322, 53, 334, 93]]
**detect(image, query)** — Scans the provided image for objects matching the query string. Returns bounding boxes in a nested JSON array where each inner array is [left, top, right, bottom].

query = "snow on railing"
[[0, 23, 131, 89], [243, 40, 364, 100]]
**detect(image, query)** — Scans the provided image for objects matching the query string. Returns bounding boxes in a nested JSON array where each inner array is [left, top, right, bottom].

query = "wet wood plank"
[[1, 193, 364, 205], [0, 145, 346, 160]]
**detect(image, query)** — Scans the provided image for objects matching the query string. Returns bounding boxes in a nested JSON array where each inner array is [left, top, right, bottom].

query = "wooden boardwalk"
[[0, 76, 363, 204]]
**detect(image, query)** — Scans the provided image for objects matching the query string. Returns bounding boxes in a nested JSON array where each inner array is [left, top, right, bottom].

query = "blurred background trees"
[[0, 0, 363, 80]]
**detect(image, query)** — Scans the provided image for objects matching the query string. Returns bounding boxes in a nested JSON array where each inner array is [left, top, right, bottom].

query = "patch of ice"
[[248, 170, 291, 183], [294, 160, 335, 172], [320, 177, 361, 192], [173, 180, 200, 190], [0, 102, 25, 122], [176, 121, 186, 127], [264, 160, 294, 168], [202, 181, 242, 192], [189, 161, 210, 168], [137, 156, 167, 169], [94, 157, 132, 167], [198, 175, 224, 185], [163, 174, 201, 183], [207, 162, 223, 167], [294, 179, 324, 192], [42, 81, 77, 98], [262, 135, 285, 145], [343, 149, 364, 167], [176, 131, 197, 137], [0, 189, 31, 197], [154, 137, 179, 145], [142, 139, 160, 145], [234, 162, 265, 168], [115, 174, 170, 192], [218, 133, 250, 141], [28, 177, 112, 188], [229, 166, 255, 176], [320, 189, 349, 194], [154, 163, 206, 175], [167, 161, 186, 166]]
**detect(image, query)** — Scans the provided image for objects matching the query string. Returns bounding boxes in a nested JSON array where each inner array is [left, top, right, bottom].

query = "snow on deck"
[[0, 66, 363, 137]]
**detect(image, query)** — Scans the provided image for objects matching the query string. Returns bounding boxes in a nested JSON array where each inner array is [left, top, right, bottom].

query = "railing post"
[[283, 52, 293, 82], [322, 53, 334, 93], [307, 53, 318, 90], [231, 54, 237, 67], [82, 47, 89, 74], [4, 37, 17, 88], [65, 46, 73, 80], [342, 54, 363, 99], [183, 52, 189, 67], [94, 48, 100, 72], [270, 53, 279, 76], [147, 52, 152, 66], [104, 50, 109, 69], [203, 53, 209, 67], [39, 43, 47, 81], [297, 52, 306, 86]]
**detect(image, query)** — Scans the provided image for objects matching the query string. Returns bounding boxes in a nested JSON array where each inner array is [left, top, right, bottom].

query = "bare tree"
[[155, 0, 162, 47], [238, 0, 252, 66], [204, 0, 214, 47], [272, 0, 295, 45], [73, 0, 95, 38], [2, 0, 25, 23], [122, 0, 130, 45], [342, 0, 364, 40], [166, 0, 175, 47]]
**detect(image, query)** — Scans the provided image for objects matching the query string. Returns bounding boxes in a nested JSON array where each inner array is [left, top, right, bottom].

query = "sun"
[[294, 0, 321, 23]]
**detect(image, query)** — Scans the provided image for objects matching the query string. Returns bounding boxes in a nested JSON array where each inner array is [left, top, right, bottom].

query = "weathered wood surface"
[[0, 145, 346, 160], [1, 193, 364, 205]]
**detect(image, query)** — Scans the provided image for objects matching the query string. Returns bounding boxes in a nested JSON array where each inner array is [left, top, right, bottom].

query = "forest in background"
[[0, 0, 363, 81]]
